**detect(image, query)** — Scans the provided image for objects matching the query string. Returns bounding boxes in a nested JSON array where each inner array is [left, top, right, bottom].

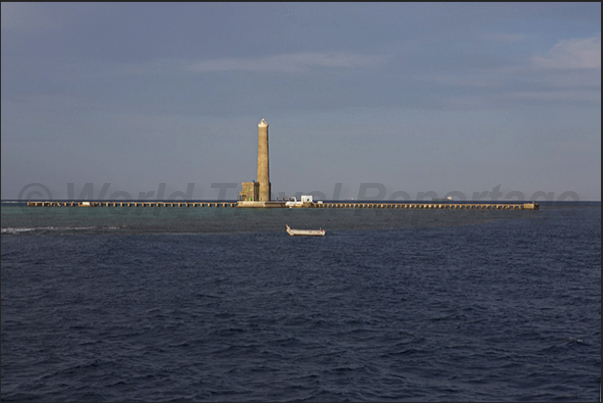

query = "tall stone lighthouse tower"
[[257, 118, 271, 201]]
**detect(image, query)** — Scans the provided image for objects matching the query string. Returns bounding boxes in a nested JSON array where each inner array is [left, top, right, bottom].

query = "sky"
[[1, 3, 601, 201]]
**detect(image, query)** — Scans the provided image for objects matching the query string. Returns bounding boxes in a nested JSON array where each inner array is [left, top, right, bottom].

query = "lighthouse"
[[256, 118, 271, 201]]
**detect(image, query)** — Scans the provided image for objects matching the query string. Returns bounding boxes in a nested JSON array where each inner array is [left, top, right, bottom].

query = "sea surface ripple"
[[1, 202, 601, 401]]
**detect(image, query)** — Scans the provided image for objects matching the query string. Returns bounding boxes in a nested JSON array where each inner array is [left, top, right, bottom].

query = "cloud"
[[186, 52, 389, 74], [532, 34, 601, 69], [68, 52, 389, 78], [502, 90, 601, 104]]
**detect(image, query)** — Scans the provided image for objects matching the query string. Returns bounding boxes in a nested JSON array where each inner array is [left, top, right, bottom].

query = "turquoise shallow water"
[[1, 202, 601, 401], [0, 201, 564, 235]]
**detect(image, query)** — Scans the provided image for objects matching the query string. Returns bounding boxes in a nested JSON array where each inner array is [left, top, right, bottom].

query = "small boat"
[[284, 195, 319, 208], [286, 225, 325, 236]]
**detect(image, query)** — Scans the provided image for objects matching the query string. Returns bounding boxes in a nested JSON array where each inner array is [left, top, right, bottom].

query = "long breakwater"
[[26, 201, 539, 210]]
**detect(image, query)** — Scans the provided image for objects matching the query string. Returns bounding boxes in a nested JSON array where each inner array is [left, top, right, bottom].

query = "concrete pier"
[[27, 201, 539, 210], [26, 201, 238, 208], [312, 202, 538, 210], [236, 201, 286, 208]]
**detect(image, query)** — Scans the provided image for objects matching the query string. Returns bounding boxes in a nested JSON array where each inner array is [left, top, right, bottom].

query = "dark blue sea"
[[1, 201, 601, 401]]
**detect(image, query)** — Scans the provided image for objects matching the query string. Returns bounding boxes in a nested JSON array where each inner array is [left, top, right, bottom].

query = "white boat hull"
[[286, 225, 325, 236]]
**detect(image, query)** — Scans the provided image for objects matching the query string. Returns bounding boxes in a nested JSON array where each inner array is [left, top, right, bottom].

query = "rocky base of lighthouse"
[[236, 201, 286, 208]]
